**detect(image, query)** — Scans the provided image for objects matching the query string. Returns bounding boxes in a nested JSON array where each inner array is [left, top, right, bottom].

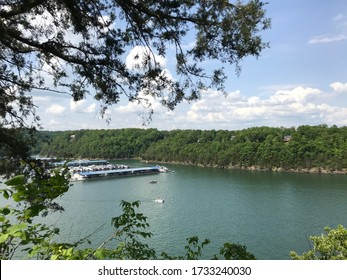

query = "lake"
[[4, 160, 347, 259], [42, 160, 346, 260]]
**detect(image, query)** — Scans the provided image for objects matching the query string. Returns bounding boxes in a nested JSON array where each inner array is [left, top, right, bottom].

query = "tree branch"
[[0, 0, 46, 18]]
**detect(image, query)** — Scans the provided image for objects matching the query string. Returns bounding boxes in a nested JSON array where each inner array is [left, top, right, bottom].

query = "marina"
[[62, 159, 172, 181], [71, 166, 162, 181]]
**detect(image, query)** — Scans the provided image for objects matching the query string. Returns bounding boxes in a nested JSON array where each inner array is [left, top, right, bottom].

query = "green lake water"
[[47, 160, 347, 259], [3, 160, 347, 259]]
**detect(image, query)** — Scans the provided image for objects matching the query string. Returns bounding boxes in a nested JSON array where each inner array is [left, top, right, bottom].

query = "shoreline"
[[142, 159, 347, 175], [28, 157, 347, 175]]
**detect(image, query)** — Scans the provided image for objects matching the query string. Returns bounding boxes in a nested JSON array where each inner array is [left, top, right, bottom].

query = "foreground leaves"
[[0, 161, 69, 259], [290, 225, 347, 260]]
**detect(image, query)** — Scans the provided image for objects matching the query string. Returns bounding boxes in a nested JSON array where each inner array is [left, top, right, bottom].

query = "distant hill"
[[34, 125, 347, 173]]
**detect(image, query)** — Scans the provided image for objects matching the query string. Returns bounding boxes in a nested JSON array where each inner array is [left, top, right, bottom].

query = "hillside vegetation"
[[35, 125, 347, 173]]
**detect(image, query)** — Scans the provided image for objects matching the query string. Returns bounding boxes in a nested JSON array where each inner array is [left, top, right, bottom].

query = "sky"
[[30, 0, 347, 131]]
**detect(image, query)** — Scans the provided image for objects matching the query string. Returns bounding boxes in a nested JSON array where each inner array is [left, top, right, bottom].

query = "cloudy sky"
[[31, 0, 347, 131]]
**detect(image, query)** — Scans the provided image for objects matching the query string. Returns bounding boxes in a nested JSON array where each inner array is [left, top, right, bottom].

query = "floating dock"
[[71, 166, 161, 181]]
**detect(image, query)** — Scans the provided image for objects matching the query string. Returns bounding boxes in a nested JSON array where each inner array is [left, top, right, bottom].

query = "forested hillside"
[[35, 125, 347, 173]]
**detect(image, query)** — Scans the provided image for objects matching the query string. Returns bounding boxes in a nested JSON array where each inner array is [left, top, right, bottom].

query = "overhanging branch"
[[0, 0, 46, 18]]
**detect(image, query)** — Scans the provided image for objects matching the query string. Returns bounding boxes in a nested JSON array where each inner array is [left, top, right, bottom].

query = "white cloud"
[[126, 46, 166, 70], [97, 15, 113, 33], [49, 119, 61, 126], [32, 96, 49, 102], [330, 82, 347, 93], [69, 99, 97, 114], [45, 104, 66, 115], [333, 14, 344, 22], [115, 92, 167, 115], [120, 46, 175, 119], [316, 103, 347, 126], [34, 82, 347, 131], [115, 101, 141, 114], [268, 87, 321, 104], [333, 13, 347, 28], [247, 96, 261, 105], [114, 64, 175, 117], [180, 85, 347, 128], [308, 13, 347, 44], [24, 10, 84, 45], [308, 34, 347, 44], [84, 103, 97, 113], [70, 99, 85, 112]]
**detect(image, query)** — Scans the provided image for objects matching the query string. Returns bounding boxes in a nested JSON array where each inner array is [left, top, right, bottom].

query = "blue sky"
[[31, 0, 347, 131]]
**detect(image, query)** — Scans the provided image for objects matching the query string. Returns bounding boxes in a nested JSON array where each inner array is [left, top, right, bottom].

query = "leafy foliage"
[[0, 128, 34, 176], [216, 243, 256, 260], [161, 236, 211, 260], [0, 161, 70, 259], [26, 200, 157, 260], [0, 0, 270, 127], [290, 225, 347, 260], [107, 200, 157, 260]]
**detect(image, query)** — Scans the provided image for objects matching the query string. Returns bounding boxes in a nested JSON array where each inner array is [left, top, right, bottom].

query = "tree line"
[[34, 125, 347, 172]]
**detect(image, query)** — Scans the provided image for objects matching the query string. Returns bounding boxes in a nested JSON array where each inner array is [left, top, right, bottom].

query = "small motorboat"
[[149, 180, 158, 184], [154, 198, 164, 203], [156, 165, 172, 173]]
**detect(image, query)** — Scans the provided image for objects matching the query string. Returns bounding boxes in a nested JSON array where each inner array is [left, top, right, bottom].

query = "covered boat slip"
[[77, 166, 161, 180], [66, 160, 109, 167]]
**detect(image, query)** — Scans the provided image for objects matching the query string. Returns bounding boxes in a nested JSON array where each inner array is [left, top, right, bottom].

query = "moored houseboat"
[[71, 166, 161, 181]]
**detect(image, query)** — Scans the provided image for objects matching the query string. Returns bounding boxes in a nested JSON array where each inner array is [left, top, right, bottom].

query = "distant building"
[[283, 135, 292, 143]]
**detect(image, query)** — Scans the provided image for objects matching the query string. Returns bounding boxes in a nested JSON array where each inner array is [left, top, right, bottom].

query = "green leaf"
[[20, 231, 29, 242], [26, 205, 45, 218], [1, 206, 11, 215], [12, 193, 22, 202], [7, 223, 28, 235], [94, 249, 106, 259], [1, 189, 10, 199], [5, 175, 25, 186], [0, 233, 9, 243]]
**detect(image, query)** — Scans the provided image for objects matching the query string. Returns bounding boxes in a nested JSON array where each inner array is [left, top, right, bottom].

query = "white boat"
[[157, 165, 172, 173], [154, 198, 164, 203], [70, 173, 86, 181]]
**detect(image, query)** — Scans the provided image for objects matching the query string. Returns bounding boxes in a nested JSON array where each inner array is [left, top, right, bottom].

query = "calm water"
[[5, 160, 347, 259]]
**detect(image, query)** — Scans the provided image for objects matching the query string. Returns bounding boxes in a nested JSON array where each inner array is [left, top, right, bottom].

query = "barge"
[[71, 166, 161, 181]]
